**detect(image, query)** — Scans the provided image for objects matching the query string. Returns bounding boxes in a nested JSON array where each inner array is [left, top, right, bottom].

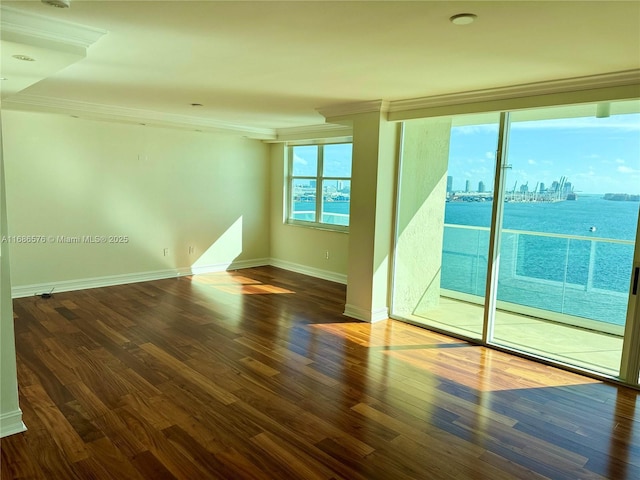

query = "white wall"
[[269, 143, 349, 283], [0, 113, 26, 438], [393, 118, 451, 317], [3, 111, 270, 292]]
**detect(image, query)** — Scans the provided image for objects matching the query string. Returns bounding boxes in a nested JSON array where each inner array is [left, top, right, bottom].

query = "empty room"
[[1, 1, 639, 479]]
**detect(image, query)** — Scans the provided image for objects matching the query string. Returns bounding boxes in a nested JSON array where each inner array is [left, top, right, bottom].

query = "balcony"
[[408, 224, 634, 375]]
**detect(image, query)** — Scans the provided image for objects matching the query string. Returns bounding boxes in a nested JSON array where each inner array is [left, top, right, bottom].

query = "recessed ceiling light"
[[41, 0, 71, 8], [450, 13, 477, 25], [12, 54, 35, 62], [0, 77, 7, 81], [191, 103, 204, 107]]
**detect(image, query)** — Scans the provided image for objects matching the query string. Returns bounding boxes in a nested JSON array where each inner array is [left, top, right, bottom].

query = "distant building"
[[465, 180, 470, 192], [539, 182, 546, 192], [604, 193, 640, 201], [520, 184, 529, 193], [564, 181, 573, 194], [478, 181, 485, 193], [447, 176, 453, 193]]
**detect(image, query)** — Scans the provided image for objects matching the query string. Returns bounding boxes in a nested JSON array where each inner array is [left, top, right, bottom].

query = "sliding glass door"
[[392, 99, 640, 384], [491, 105, 640, 377], [392, 113, 499, 340]]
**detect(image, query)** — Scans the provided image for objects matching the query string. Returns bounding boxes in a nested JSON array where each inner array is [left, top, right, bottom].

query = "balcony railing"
[[441, 224, 634, 334]]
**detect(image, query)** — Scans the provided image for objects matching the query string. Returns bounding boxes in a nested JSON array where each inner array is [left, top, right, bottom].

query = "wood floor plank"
[[250, 431, 347, 480], [2, 266, 639, 479], [0, 432, 48, 479], [20, 384, 89, 463], [139, 342, 239, 406], [82, 436, 147, 480], [89, 410, 149, 459], [129, 450, 178, 480]]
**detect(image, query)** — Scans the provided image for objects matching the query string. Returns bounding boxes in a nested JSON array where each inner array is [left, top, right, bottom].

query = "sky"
[[292, 112, 640, 195], [292, 143, 352, 178], [448, 113, 640, 195]]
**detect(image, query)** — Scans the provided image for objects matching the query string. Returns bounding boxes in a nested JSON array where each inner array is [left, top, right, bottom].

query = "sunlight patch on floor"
[[409, 296, 622, 377], [189, 272, 295, 295], [310, 318, 601, 392], [311, 320, 461, 348]]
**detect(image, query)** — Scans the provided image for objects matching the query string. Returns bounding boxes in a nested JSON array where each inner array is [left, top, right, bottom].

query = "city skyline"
[[294, 114, 640, 196], [447, 174, 574, 195], [448, 113, 640, 195]]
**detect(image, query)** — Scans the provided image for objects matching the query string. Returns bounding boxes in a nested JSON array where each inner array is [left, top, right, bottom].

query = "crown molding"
[[317, 99, 390, 121], [3, 94, 277, 139], [388, 70, 640, 116], [316, 71, 640, 123], [0, 5, 107, 50], [267, 123, 353, 143]]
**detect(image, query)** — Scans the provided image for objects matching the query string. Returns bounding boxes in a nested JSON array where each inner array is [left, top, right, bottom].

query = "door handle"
[[633, 266, 639, 296]]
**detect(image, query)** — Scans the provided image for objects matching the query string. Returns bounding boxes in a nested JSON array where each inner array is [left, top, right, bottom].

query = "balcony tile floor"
[[407, 297, 624, 376]]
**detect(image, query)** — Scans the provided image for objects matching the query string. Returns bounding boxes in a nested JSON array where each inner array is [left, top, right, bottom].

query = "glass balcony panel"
[[441, 226, 489, 298], [291, 178, 316, 222], [321, 180, 350, 226]]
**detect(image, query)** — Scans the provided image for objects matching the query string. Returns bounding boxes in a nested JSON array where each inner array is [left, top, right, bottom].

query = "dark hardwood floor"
[[1, 266, 639, 479]]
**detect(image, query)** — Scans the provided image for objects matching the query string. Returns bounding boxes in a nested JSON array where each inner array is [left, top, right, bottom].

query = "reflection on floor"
[[407, 297, 623, 376]]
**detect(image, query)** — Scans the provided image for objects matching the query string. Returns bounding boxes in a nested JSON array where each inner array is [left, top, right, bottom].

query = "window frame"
[[286, 141, 352, 232]]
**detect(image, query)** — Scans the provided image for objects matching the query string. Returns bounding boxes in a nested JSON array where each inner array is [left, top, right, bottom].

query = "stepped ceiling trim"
[[5, 70, 639, 139], [0, 5, 106, 49], [388, 69, 640, 115], [317, 100, 390, 121], [317, 71, 640, 121], [272, 123, 353, 143], [3, 94, 277, 139]]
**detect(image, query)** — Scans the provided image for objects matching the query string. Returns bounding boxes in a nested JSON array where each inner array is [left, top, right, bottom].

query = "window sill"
[[285, 220, 349, 234]]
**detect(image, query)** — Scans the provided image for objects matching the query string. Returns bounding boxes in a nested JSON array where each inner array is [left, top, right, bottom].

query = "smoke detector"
[[41, 0, 70, 8]]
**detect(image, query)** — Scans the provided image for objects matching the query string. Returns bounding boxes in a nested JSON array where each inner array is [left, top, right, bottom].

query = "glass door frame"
[[619, 213, 640, 385], [390, 102, 640, 388], [481, 112, 510, 344], [482, 110, 640, 386]]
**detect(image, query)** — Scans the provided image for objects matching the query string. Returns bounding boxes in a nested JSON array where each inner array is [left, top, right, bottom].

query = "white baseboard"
[[11, 258, 271, 299], [344, 304, 389, 323], [12, 269, 179, 298], [177, 258, 270, 276], [10, 258, 346, 299], [269, 258, 347, 284], [0, 409, 27, 438]]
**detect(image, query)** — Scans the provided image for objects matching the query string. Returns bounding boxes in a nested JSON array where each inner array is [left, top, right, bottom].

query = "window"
[[287, 142, 352, 229]]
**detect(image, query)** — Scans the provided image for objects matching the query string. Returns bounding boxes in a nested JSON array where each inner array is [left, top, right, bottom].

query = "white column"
[[0, 113, 26, 438], [341, 110, 399, 322]]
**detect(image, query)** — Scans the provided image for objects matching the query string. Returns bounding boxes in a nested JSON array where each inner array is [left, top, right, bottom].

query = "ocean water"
[[297, 196, 639, 325], [442, 195, 639, 325], [306, 195, 638, 239], [444, 195, 638, 240], [293, 201, 350, 225]]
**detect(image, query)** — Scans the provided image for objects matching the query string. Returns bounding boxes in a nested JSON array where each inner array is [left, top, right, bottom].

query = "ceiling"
[[1, 1, 639, 137]]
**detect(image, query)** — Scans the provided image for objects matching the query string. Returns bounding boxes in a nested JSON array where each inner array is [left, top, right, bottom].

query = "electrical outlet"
[[325, 250, 330, 260], [188, 246, 195, 255], [163, 248, 169, 257]]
